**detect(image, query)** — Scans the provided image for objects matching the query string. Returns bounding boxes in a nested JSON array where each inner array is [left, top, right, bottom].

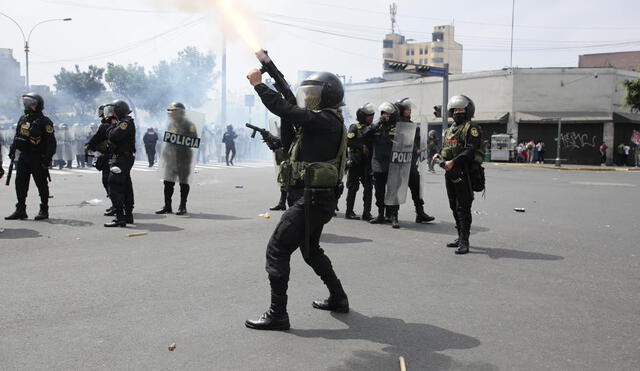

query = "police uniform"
[[245, 72, 348, 331], [158, 116, 197, 215], [6, 103, 56, 220], [105, 116, 136, 226], [345, 120, 373, 220], [87, 118, 114, 200], [440, 119, 482, 254], [143, 129, 159, 167]]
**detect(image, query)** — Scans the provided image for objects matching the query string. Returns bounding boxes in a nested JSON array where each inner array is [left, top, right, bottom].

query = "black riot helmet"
[[356, 102, 375, 123], [110, 99, 131, 119], [447, 95, 475, 121], [296, 72, 344, 110], [394, 97, 414, 118], [22, 92, 44, 112]]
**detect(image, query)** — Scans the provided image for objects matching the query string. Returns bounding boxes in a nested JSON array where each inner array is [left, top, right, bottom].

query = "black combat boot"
[[124, 209, 134, 224], [104, 206, 116, 217], [156, 181, 174, 214], [104, 210, 127, 228], [455, 216, 471, 254], [270, 203, 286, 211], [313, 279, 349, 313], [415, 204, 435, 223], [447, 227, 460, 248], [455, 239, 470, 255], [34, 204, 49, 221], [245, 293, 290, 331], [5, 203, 28, 220], [391, 211, 400, 229], [176, 184, 189, 215], [270, 189, 287, 210], [369, 208, 386, 224], [345, 190, 359, 220], [361, 212, 373, 222]]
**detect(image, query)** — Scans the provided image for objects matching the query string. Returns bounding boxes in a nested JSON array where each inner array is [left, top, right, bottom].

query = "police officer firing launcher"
[[244, 68, 349, 331]]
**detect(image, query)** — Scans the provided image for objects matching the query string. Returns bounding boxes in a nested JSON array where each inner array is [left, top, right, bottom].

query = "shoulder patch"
[[119, 122, 128, 130], [46, 124, 54, 133], [470, 127, 479, 137], [347, 132, 356, 139]]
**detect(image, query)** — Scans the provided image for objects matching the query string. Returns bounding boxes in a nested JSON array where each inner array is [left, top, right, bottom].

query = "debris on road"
[[168, 343, 176, 351], [127, 232, 148, 238], [514, 208, 526, 213], [399, 356, 407, 371], [259, 212, 271, 219], [235, 185, 244, 189]]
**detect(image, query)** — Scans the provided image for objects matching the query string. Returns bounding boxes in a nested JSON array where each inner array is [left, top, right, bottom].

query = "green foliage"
[[105, 63, 149, 119], [54, 65, 106, 120], [623, 78, 640, 113]]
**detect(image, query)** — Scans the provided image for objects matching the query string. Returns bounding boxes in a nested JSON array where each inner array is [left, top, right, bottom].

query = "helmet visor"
[[448, 95, 470, 110], [398, 98, 415, 109], [22, 96, 38, 109], [296, 85, 323, 110], [360, 102, 375, 116], [103, 105, 115, 119], [378, 102, 397, 115]]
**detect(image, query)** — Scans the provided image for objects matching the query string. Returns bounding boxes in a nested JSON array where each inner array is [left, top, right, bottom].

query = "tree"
[[105, 63, 148, 119], [54, 65, 106, 121], [623, 78, 640, 113]]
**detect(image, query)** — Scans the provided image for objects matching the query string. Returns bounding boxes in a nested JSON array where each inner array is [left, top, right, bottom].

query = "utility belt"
[[279, 160, 340, 189]]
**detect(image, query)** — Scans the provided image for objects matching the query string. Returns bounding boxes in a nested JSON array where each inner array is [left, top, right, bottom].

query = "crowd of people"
[[515, 140, 545, 164]]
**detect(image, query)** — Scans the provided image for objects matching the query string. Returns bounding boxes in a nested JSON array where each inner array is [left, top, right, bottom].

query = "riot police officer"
[[156, 102, 198, 215], [434, 95, 483, 255], [103, 100, 136, 228], [364, 102, 400, 228], [143, 127, 159, 167], [395, 98, 435, 224], [86, 105, 116, 216], [344, 103, 375, 221], [5, 93, 56, 221], [244, 69, 349, 331]]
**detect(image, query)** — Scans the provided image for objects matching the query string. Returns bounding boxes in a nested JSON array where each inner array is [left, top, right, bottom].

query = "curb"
[[489, 163, 640, 172]]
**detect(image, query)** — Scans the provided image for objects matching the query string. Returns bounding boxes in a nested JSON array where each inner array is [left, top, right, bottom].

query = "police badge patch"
[[470, 127, 479, 137], [119, 122, 128, 130], [46, 124, 54, 133], [347, 132, 356, 139]]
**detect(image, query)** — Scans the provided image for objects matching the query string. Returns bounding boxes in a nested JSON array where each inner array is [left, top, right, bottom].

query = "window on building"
[[383, 39, 393, 48], [406, 49, 410, 56], [432, 57, 444, 63], [419, 48, 423, 55], [433, 47, 444, 53], [432, 32, 444, 42]]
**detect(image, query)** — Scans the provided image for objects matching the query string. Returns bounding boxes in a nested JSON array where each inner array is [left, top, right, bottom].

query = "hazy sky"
[[2, 0, 640, 99]]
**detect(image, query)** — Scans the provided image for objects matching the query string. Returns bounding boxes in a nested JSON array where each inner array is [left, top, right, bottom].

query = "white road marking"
[[570, 181, 636, 187]]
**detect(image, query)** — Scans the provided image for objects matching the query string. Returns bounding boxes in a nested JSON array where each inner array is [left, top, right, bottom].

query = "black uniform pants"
[[373, 171, 399, 216], [225, 144, 236, 165], [266, 187, 340, 295], [445, 167, 474, 243], [346, 163, 372, 214], [408, 166, 424, 209], [145, 145, 156, 166], [15, 154, 49, 206], [108, 154, 135, 217]]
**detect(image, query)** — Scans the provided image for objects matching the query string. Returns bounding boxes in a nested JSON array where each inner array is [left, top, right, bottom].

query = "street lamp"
[[0, 12, 72, 89]]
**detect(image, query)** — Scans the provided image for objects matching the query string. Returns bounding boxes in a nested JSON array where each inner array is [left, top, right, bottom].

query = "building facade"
[[344, 67, 640, 165], [382, 25, 463, 76], [579, 51, 640, 72]]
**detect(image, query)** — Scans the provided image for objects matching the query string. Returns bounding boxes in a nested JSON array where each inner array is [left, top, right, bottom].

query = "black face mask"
[[453, 113, 466, 125]]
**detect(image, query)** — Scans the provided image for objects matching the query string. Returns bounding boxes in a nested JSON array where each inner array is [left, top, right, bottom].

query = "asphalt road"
[[0, 161, 638, 371]]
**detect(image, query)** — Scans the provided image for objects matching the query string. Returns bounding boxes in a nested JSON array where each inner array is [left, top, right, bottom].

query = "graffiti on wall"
[[560, 131, 598, 150]]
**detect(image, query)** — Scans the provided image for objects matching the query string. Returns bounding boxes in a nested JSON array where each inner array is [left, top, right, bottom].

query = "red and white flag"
[[631, 130, 640, 145]]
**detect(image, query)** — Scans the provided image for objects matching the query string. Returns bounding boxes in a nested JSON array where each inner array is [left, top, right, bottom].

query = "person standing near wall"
[[599, 142, 607, 166]]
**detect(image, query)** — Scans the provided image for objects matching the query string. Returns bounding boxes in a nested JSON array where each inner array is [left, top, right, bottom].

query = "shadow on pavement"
[[401, 220, 490, 235], [470, 246, 563, 261], [46, 218, 94, 227], [184, 213, 249, 221], [321, 233, 373, 244], [0, 228, 42, 239], [132, 213, 166, 220], [129, 223, 183, 232], [290, 310, 496, 371]]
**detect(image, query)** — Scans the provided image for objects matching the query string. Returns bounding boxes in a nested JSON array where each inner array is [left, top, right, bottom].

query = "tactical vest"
[[441, 121, 484, 163], [279, 109, 347, 188]]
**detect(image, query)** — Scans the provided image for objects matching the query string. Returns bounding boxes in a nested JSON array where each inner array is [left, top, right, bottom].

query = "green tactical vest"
[[278, 109, 347, 188], [441, 120, 484, 163]]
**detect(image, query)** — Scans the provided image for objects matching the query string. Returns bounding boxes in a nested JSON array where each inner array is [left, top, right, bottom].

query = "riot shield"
[[61, 124, 74, 162], [54, 124, 64, 164], [384, 121, 417, 206], [158, 111, 201, 185], [417, 122, 431, 199]]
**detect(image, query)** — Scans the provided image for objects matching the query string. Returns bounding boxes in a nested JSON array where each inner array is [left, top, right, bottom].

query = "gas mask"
[[23, 96, 38, 114]]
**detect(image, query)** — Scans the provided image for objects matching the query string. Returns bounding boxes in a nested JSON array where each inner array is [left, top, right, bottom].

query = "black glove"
[[42, 156, 52, 168], [9, 144, 15, 160]]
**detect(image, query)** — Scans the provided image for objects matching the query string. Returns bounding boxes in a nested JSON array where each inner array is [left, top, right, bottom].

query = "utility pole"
[[389, 3, 397, 34], [221, 35, 227, 125], [510, 0, 515, 68], [555, 118, 562, 167]]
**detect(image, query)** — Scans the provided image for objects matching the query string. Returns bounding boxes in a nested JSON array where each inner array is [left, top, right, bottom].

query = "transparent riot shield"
[[384, 121, 417, 206], [158, 111, 201, 185]]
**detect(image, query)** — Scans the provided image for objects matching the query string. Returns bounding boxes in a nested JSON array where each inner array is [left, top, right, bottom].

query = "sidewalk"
[[489, 162, 640, 171]]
